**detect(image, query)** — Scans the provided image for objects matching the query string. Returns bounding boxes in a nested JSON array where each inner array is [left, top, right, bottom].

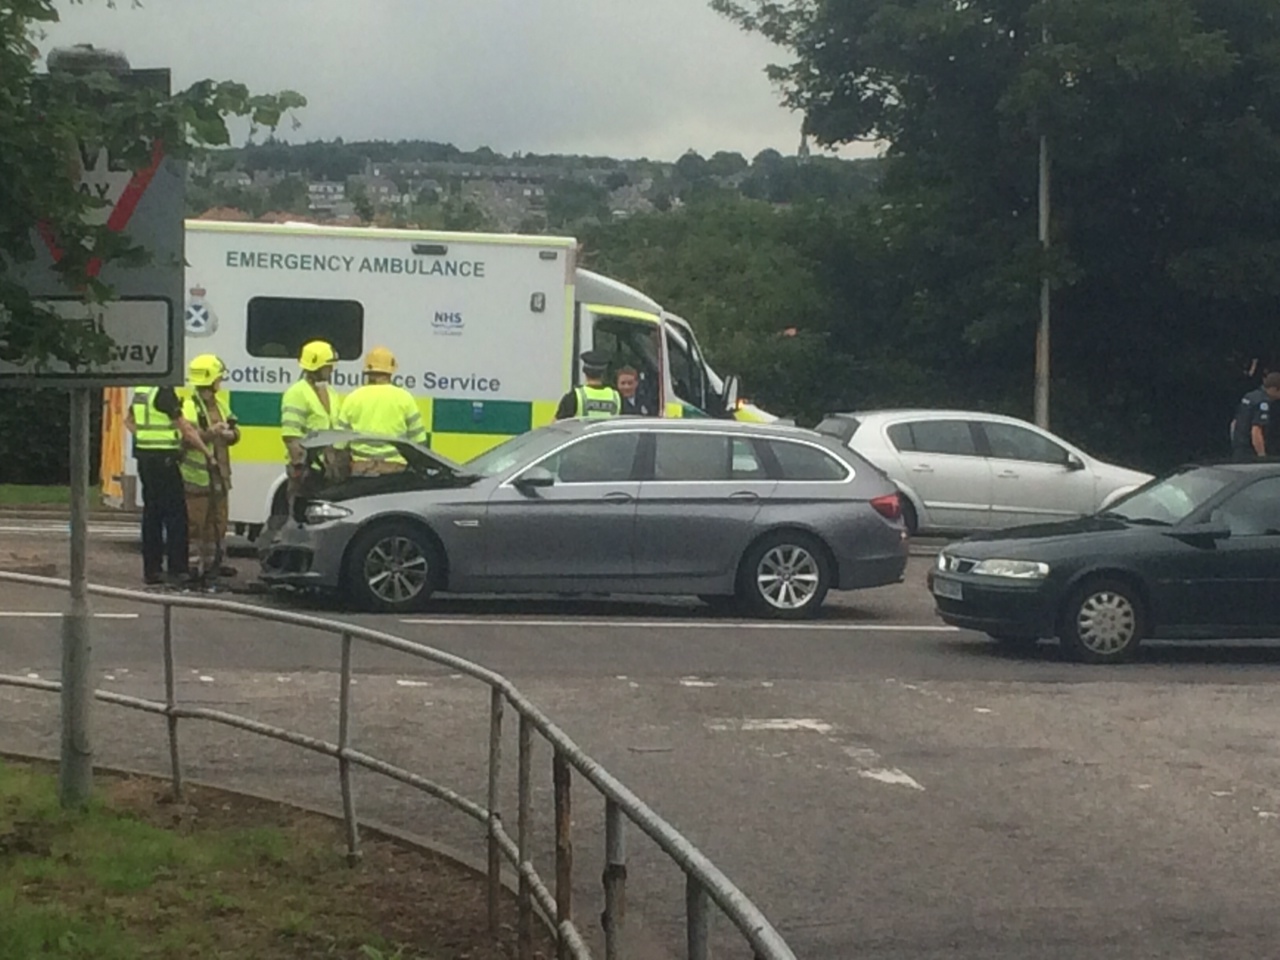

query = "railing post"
[[602, 799, 627, 960], [517, 715, 534, 960], [486, 686, 505, 936], [686, 875, 710, 960], [553, 749, 573, 960], [338, 631, 361, 866], [161, 603, 182, 800]]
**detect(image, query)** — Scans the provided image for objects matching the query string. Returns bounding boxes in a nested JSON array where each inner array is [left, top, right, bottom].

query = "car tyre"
[[345, 522, 442, 614], [737, 530, 831, 620], [1058, 578, 1145, 664]]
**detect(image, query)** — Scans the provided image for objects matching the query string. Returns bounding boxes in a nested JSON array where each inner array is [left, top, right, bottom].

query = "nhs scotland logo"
[[432, 310, 464, 336]]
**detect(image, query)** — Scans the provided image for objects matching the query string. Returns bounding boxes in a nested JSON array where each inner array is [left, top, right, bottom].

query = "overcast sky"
[[40, 0, 877, 162]]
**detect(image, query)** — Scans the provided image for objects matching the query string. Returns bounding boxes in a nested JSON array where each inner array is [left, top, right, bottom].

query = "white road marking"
[[974, 707, 993, 714], [679, 678, 717, 688], [712, 718, 835, 734], [198, 675, 214, 683], [860, 768, 926, 790], [395, 679, 431, 687], [707, 717, 924, 789], [0, 611, 138, 619], [400, 616, 957, 632], [840, 744, 926, 791]]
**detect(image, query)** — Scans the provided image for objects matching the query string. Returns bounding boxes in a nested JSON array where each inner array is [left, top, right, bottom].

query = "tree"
[[1, 1, 305, 370], [707, 150, 748, 178], [267, 175, 310, 215], [674, 149, 710, 183], [545, 178, 609, 228], [348, 184, 375, 222], [581, 194, 845, 420], [713, 0, 1280, 468]]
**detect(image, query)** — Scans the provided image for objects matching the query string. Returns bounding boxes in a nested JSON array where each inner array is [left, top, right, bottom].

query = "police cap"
[[580, 350, 610, 374]]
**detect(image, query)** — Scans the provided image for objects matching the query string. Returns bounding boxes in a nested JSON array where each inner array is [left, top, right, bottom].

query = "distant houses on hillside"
[[188, 141, 881, 231]]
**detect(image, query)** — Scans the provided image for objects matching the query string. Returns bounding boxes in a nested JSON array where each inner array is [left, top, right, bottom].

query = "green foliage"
[[266, 175, 309, 215], [713, 0, 1280, 469], [0, 1, 305, 370], [546, 177, 609, 228]]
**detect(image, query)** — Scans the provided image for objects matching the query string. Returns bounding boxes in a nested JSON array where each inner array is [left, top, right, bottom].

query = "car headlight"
[[936, 552, 948, 571], [304, 501, 352, 524], [971, 559, 1050, 579]]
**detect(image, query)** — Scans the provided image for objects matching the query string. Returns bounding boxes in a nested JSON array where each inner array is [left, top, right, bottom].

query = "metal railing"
[[0, 572, 796, 960]]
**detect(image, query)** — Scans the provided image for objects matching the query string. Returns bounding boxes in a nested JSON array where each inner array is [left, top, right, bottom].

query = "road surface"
[[3, 541, 1280, 959]]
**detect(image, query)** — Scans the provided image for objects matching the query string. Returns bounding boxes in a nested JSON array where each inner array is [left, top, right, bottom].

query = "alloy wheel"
[[364, 536, 430, 605], [756, 544, 821, 611]]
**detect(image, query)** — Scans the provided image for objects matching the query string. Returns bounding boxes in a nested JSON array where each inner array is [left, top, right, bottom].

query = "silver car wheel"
[[756, 545, 821, 610], [1076, 590, 1137, 655], [364, 536, 430, 605]]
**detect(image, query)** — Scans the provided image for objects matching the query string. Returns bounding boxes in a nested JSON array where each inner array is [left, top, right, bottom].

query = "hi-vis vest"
[[131, 386, 181, 453], [575, 385, 622, 419], [336, 383, 427, 464], [179, 392, 232, 491], [280, 379, 340, 456]]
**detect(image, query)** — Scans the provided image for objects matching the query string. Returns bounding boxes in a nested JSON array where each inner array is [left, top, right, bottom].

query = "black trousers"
[[137, 453, 188, 578]]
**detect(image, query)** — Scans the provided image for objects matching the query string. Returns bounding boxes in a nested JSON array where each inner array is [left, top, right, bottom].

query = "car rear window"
[[766, 439, 850, 481], [814, 416, 860, 444]]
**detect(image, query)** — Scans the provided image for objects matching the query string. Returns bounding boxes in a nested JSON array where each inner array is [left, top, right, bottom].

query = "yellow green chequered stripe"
[[221, 390, 554, 465]]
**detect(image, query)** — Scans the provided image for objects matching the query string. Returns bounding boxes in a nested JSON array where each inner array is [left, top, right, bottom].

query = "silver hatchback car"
[[816, 409, 1151, 535], [260, 419, 909, 618]]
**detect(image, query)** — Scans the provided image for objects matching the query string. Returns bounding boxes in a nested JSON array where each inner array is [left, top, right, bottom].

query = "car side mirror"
[[1065, 453, 1086, 472], [514, 466, 555, 491]]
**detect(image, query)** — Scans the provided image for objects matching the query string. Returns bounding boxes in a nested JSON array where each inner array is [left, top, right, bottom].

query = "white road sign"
[[0, 298, 174, 382]]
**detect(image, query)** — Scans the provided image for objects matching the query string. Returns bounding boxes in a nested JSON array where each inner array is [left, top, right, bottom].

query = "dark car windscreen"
[[1103, 469, 1231, 525]]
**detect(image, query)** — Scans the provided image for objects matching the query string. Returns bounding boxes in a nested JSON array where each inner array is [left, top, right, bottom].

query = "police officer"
[[1230, 372, 1280, 460], [124, 382, 211, 586], [280, 340, 342, 499], [555, 350, 622, 420], [336, 347, 427, 475]]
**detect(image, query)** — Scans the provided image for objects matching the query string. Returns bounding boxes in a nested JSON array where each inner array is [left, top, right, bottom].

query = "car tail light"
[[870, 493, 902, 521]]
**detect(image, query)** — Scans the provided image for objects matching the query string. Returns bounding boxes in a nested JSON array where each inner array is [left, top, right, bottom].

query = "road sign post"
[[2, 46, 185, 807]]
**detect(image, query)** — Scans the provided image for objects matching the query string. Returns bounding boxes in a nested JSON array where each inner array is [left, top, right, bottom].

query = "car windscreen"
[[464, 429, 560, 478], [814, 416, 860, 444], [1101, 469, 1231, 526]]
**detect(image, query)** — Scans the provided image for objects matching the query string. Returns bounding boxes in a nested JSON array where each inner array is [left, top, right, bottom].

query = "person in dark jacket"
[[1230, 371, 1280, 460]]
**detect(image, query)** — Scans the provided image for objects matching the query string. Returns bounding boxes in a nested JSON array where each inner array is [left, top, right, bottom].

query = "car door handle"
[[911, 465, 934, 473], [997, 470, 1019, 479], [603, 491, 634, 504], [729, 491, 760, 501]]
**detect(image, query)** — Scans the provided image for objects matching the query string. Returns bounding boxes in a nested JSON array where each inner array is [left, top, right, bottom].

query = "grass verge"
[[0, 759, 550, 960], [0, 485, 110, 507]]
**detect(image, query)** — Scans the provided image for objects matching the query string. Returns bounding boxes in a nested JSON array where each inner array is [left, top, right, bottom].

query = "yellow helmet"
[[188, 353, 225, 388], [299, 340, 338, 372], [364, 346, 397, 375]]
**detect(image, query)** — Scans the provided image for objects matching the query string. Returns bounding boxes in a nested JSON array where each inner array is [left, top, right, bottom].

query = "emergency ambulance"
[[99, 219, 771, 539]]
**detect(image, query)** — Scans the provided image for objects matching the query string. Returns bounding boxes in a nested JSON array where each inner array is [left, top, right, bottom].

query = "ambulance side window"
[[246, 297, 365, 360]]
